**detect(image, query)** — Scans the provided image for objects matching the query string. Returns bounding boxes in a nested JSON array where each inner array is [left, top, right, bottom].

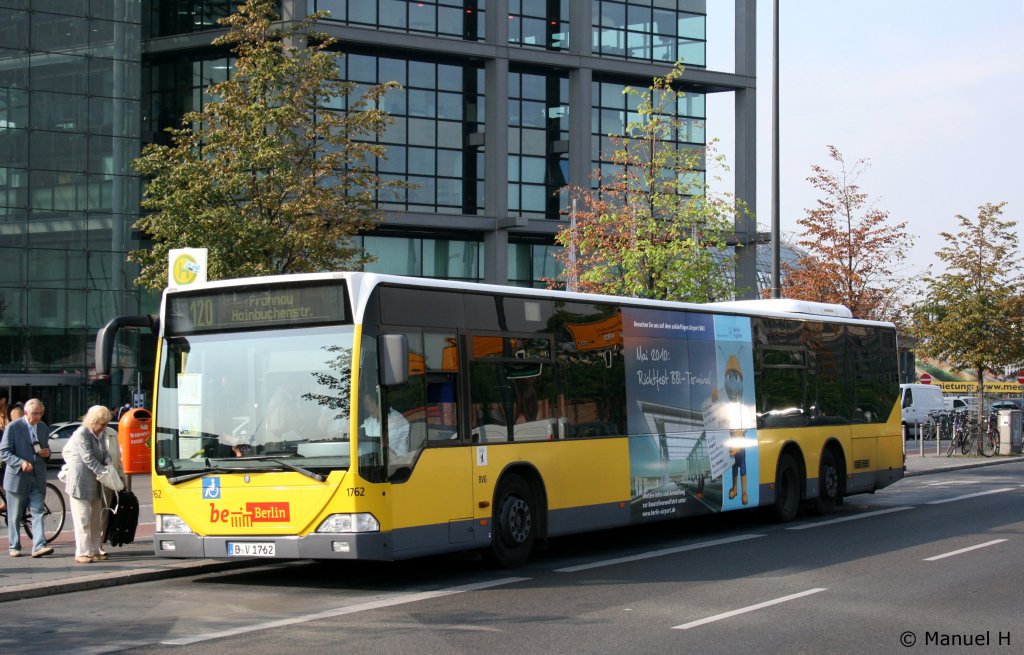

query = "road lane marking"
[[785, 506, 914, 530], [925, 488, 1014, 504], [674, 588, 827, 630], [554, 534, 766, 573], [159, 577, 529, 645], [923, 539, 1008, 561]]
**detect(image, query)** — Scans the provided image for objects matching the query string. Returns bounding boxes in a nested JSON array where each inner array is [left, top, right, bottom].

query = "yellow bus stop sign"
[[168, 248, 207, 287]]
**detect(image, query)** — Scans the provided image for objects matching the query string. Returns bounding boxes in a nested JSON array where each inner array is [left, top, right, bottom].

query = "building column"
[[280, 0, 307, 21], [483, 50, 511, 284], [567, 55, 592, 191], [733, 0, 758, 299]]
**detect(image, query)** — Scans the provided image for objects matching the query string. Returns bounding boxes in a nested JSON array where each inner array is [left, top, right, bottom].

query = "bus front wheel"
[[773, 453, 801, 522], [489, 474, 536, 568]]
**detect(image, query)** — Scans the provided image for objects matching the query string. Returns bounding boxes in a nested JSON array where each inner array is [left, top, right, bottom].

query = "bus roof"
[[708, 299, 853, 318], [164, 272, 891, 328]]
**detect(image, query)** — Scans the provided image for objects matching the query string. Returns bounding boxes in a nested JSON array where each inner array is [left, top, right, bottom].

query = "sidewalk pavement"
[[0, 522, 256, 603], [2, 448, 1022, 603]]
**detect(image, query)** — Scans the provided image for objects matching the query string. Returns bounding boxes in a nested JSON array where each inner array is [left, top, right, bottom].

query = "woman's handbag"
[[96, 462, 125, 492]]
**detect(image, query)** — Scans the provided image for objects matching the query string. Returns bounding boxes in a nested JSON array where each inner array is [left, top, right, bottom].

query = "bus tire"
[[773, 453, 801, 522], [812, 449, 840, 515], [488, 474, 536, 568]]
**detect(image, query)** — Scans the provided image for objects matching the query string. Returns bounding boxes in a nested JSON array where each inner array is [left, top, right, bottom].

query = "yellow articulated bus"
[[96, 273, 904, 567]]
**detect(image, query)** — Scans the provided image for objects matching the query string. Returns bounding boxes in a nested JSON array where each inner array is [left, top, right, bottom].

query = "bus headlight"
[[156, 514, 193, 534], [316, 513, 380, 533]]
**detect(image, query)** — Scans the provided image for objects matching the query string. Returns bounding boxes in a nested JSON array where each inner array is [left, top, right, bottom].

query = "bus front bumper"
[[152, 532, 392, 560]]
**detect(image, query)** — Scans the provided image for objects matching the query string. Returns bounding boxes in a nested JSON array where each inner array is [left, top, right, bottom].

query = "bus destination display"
[[166, 284, 348, 333]]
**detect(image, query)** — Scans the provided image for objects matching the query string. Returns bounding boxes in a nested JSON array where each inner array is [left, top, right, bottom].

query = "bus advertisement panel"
[[623, 308, 758, 522]]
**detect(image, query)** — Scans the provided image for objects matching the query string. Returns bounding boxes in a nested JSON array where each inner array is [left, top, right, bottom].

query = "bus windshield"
[[154, 324, 356, 478]]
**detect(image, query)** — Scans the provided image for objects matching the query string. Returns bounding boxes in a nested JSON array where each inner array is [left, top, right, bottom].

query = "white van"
[[900, 383, 945, 437], [943, 395, 977, 413]]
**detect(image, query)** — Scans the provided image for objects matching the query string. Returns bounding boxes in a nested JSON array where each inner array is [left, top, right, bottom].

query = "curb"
[[0, 558, 259, 603], [904, 455, 1024, 477]]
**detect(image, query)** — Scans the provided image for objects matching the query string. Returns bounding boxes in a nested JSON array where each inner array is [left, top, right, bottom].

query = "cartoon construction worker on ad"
[[703, 315, 759, 510]]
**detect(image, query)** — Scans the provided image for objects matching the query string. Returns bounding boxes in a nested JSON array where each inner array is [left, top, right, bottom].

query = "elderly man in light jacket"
[[63, 405, 115, 563]]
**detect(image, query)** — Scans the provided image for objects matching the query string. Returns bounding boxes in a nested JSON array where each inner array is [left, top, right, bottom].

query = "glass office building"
[[0, 1, 144, 418], [0, 0, 757, 419]]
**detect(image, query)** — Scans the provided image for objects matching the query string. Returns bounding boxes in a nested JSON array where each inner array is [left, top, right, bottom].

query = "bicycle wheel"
[[980, 431, 997, 457], [41, 483, 66, 543], [946, 435, 958, 457], [962, 429, 976, 456], [21, 483, 66, 544]]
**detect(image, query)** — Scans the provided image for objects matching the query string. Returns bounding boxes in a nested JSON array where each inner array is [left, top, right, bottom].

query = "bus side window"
[[385, 331, 426, 464], [426, 373, 458, 441], [424, 332, 459, 442]]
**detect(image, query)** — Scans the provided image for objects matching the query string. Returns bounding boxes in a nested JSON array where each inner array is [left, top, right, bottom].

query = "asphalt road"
[[5, 462, 1023, 655]]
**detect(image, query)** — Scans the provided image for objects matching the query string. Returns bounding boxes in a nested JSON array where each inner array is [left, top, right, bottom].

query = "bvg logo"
[[210, 502, 290, 527], [172, 253, 200, 285]]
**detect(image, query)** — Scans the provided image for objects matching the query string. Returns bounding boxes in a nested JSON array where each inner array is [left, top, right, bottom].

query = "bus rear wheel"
[[489, 474, 536, 568], [812, 449, 840, 515], [773, 453, 801, 522]]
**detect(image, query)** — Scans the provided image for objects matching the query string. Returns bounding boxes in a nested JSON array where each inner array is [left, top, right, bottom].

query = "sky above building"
[[706, 0, 1024, 282]]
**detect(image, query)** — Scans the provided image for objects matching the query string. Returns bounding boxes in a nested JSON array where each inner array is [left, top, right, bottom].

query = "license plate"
[[227, 542, 276, 557]]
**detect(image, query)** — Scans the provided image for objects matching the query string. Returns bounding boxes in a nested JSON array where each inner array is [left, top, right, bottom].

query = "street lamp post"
[[770, 0, 781, 299]]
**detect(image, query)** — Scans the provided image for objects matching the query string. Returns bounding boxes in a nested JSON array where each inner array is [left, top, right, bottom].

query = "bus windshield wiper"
[[167, 467, 240, 485], [233, 455, 327, 482]]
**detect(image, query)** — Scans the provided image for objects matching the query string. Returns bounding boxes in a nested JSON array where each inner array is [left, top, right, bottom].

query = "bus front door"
[[388, 446, 476, 558]]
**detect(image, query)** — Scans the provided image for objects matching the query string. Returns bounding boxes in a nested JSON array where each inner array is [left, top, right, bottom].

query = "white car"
[[47, 421, 119, 465]]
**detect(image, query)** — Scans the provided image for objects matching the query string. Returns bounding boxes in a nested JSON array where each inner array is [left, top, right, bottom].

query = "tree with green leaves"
[[549, 63, 745, 301], [131, 0, 398, 290], [910, 202, 1024, 430], [783, 146, 913, 322]]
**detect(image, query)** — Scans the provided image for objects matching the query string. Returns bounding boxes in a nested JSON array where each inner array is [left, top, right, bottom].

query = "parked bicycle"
[[979, 410, 1000, 457], [928, 409, 955, 442], [954, 410, 1001, 458], [945, 410, 972, 456], [0, 482, 66, 545]]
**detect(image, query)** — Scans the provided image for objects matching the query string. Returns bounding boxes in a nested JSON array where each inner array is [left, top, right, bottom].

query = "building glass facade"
[[0, 0, 145, 418], [343, 53, 486, 214], [508, 0, 568, 49], [311, 0, 485, 41], [592, 0, 706, 66], [590, 78, 706, 185], [1, 0, 756, 419], [508, 69, 568, 218], [144, 1, 240, 36]]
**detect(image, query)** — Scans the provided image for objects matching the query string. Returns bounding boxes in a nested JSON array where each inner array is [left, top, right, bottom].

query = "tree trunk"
[[975, 367, 985, 454]]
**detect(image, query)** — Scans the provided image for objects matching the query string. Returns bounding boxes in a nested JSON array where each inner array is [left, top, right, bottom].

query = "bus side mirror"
[[95, 315, 158, 376], [379, 334, 409, 387]]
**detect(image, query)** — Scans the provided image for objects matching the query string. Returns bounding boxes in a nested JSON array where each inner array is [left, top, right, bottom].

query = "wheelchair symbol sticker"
[[202, 477, 221, 499]]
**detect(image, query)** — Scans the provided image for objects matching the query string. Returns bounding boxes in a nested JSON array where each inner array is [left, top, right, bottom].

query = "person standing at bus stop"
[[62, 405, 115, 563], [0, 398, 53, 558], [0, 395, 8, 513]]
